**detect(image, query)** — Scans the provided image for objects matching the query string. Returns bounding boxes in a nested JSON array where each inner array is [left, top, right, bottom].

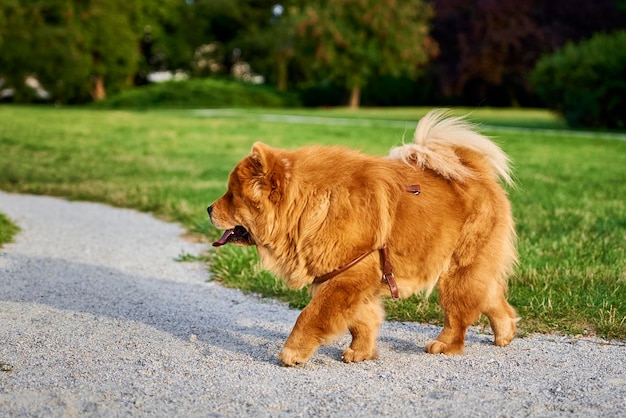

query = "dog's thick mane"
[[388, 110, 513, 186]]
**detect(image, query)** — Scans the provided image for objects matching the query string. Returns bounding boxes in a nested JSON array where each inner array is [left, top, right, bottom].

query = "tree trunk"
[[349, 84, 360, 109], [277, 57, 287, 92], [90, 76, 106, 101]]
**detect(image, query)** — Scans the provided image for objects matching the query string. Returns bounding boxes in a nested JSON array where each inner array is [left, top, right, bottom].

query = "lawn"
[[0, 105, 624, 339]]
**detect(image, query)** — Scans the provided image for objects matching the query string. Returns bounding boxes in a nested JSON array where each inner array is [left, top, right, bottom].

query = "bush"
[[530, 30, 626, 129], [95, 78, 300, 109]]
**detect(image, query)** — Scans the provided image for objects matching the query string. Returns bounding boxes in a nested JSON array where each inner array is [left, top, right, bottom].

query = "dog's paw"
[[425, 340, 463, 355], [491, 316, 518, 347], [494, 334, 514, 347], [342, 347, 378, 363], [494, 318, 518, 347], [278, 347, 309, 367], [425, 340, 446, 354]]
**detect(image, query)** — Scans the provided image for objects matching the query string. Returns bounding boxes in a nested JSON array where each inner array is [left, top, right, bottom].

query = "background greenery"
[[95, 78, 299, 109], [1, 105, 624, 339], [531, 30, 626, 129], [2, 1, 626, 125]]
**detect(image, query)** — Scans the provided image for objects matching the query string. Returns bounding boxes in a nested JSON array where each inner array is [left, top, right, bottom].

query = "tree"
[[432, 0, 540, 106], [0, 0, 149, 103], [430, 0, 626, 106], [134, 0, 186, 84], [0, 1, 82, 102], [174, 0, 255, 77], [294, 0, 437, 108], [230, 1, 312, 91], [179, 0, 306, 88], [74, 0, 139, 100], [531, 30, 626, 128], [0, 3, 6, 48]]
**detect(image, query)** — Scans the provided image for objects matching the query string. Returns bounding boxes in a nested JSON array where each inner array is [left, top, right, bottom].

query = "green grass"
[[231, 106, 569, 130], [0, 212, 20, 248], [0, 105, 624, 340]]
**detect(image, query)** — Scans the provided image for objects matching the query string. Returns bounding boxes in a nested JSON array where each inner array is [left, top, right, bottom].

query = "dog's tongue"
[[212, 229, 235, 247]]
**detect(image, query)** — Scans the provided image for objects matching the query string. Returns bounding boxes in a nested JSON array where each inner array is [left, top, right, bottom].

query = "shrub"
[[530, 30, 626, 129], [95, 78, 300, 109]]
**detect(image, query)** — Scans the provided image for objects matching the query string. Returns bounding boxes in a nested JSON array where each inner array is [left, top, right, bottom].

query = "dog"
[[208, 110, 518, 366]]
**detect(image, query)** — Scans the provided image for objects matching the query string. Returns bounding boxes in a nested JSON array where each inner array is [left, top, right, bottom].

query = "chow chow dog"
[[208, 110, 518, 366]]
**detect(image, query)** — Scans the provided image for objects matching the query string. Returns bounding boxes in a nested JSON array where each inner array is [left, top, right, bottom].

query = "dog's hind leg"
[[426, 257, 518, 354], [425, 266, 483, 355], [483, 290, 518, 347], [425, 310, 480, 355]]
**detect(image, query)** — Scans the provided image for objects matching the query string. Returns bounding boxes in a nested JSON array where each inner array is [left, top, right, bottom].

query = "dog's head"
[[208, 142, 289, 248]]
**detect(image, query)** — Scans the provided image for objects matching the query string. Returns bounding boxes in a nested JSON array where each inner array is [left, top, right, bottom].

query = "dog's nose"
[[207, 205, 213, 217]]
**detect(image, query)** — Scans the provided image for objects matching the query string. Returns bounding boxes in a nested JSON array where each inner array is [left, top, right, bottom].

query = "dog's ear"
[[249, 142, 286, 204], [250, 142, 274, 175]]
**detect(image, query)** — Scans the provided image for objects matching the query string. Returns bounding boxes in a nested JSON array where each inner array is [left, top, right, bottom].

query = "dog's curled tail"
[[389, 110, 513, 186]]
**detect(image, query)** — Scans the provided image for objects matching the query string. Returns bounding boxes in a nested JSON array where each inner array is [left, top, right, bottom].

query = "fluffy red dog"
[[209, 110, 518, 366]]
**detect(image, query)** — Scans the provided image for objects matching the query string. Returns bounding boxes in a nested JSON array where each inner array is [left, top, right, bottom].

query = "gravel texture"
[[1, 191, 625, 417]]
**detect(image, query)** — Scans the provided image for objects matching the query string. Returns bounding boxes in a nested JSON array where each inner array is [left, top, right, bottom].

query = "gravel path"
[[1, 191, 624, 417]]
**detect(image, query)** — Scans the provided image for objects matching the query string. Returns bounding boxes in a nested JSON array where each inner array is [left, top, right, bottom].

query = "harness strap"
[[313, 249, 376, 284], [313, 247, 399, 299], [380, 246, 399, 299]]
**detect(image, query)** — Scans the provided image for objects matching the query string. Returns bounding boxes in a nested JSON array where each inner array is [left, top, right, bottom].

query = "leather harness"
[[312, 184, 421, 300]]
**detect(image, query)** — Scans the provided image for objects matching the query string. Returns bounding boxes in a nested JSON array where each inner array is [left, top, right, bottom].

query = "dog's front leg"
[[278, 305, 326, 366], [278, 283, 354, 366], [278, 281, 381, 366]]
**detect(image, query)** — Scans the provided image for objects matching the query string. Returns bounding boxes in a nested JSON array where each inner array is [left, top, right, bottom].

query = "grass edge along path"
[[0, 212, 20, 249]]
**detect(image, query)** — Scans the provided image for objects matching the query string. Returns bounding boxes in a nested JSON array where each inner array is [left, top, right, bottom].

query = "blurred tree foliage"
[[1, 0, 625, 108], [431, 0, 626, 107], [135, 0, 189, 83], [0, 4, 5, 47], [0, 0, 141, 102], [531, 30, 626, 129], [292, 0, 437, 108]]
